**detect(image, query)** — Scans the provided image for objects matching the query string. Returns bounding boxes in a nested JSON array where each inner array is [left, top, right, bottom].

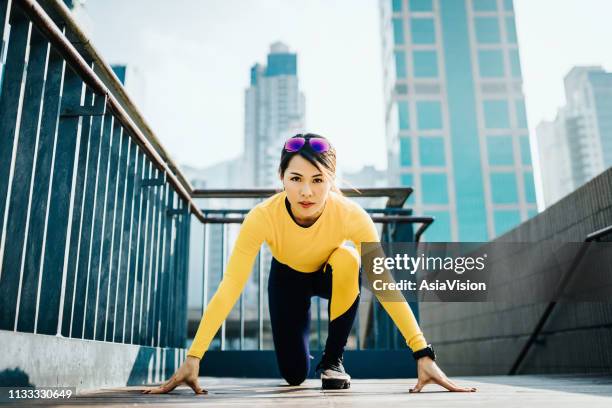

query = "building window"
[[473, 0, 497, 12], [401, 173, 413, 186], [527, 208, 538, 219], [425, 211, 451, 242], [519, 135, 531, 165], [398, 100, 410, 129], [475, 17, 500, 44], [483, 100, 510, 129], [504, 0, 514, 11], [494, 210, 521, 237], [515, 99, 528, 128], [392, 0, 402, 12], [419, 137, 445, 166], [393, 18, 405, 45], [524, 171, 536, 203], [413, 51, 438, 78], [417, 101, 443, 129], [409, 0, 433, 12], [395, 51, 407, 78], [486, 135, 514, 165], [400, 137, 412, 166], [421, 173, 449, 204], [490, 172, 518, 204], [509, 50, 521, 77], [410, 18, 436, 44], [478, 50, 505, 78], [505, 17, 517, 43]]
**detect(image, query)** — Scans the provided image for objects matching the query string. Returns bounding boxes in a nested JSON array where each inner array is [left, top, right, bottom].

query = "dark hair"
[[278, 133, 341, 194]]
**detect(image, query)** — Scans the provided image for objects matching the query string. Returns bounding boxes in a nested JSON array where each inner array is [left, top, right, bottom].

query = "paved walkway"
[[22, 374, 612, 407]]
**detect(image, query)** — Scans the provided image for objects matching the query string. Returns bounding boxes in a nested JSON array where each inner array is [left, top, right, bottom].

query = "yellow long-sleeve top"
[[187, 191, 427, 359]]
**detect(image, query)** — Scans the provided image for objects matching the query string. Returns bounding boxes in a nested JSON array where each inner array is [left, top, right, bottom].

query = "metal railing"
[[0, 0, 199, 348]]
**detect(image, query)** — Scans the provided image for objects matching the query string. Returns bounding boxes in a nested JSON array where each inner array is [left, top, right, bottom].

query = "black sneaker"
[[315, 353, 351, 390]]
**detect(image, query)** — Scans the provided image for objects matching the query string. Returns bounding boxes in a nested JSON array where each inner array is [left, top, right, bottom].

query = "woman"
[[143, 133, 476, 395]]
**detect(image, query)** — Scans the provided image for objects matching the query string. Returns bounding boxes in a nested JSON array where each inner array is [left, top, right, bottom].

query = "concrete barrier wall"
[[0, 330, 185, 392], [420, 167, 612, 375]]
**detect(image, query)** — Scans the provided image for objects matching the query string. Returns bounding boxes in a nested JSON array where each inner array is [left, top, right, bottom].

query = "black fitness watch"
[[412, 344, 436, 361]]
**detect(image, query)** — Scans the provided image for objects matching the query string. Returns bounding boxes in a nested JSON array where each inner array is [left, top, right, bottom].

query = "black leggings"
[[268, 256, 360, 386]]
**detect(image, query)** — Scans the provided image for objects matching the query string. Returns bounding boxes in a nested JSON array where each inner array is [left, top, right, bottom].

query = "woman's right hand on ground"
[[410, 357, 477, 393], [141, 355, 207, 395]]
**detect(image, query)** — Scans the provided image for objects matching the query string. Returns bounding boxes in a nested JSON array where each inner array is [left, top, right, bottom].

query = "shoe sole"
[[322, 378, 351, 390]]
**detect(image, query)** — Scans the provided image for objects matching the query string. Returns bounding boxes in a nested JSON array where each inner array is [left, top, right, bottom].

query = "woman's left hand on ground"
[[409, 357, 477, 393], [141, 356, 207, 395]]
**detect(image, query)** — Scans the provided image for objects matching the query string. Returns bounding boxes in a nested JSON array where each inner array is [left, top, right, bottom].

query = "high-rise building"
[[537, 66, 612, 207], [244, 42, 305, 188], [380, 0, 537, 241]]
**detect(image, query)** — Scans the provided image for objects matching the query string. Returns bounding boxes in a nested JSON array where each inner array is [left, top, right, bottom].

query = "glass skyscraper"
[[537, 66, 612, 207], [244, 42, 305, 188], [380, 0, 537, 241]]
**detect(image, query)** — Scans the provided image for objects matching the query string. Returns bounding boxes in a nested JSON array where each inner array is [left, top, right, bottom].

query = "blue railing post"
[[36, 61, 83, 336], [69, 92, 106, 338], [84, 110, 113, 340], [220, 220, 226, 350], [1, 18, 46, 333], [159, 188, 174, 347], [137, 163, 154, 345], [0, 7, 29, 331], [147, 175, 164, 346], [105, 129, 129, 342], [19, 46, 63, 334], [113, 138, 137, 343], [95, 117, 121, 341], [180, 204, 191, 347], [258, 251, 263, 350], [61, 86, 95, 337], [124, 151, 144, 343]]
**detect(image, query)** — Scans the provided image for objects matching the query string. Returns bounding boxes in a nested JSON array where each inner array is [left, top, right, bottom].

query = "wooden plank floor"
[[23, 374, 612, 407]]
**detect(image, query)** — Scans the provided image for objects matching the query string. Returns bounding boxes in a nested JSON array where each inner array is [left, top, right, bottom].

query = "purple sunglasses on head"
[[284, 136, 331, 153]]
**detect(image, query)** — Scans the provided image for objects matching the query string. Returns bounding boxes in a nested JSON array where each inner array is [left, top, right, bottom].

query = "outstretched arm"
[[143, 207, 268, 395], [188, 207, 268, 358], [347, 203, 476, 393], [346, 203, 427, 351]]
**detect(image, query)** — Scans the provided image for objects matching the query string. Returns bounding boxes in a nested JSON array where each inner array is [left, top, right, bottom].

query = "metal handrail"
[[198, 208, 416, 215], [508, 224, 612, 375], [193, 187, 414, 208], [198, 215, 432, 224], [17, 0, 204, 222]]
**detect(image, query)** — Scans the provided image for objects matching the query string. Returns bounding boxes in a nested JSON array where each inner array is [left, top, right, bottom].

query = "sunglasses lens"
[[309, 138, 330, 153], [285, 137, 305, 152]]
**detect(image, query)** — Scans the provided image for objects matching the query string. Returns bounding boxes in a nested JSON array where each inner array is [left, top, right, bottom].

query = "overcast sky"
[[78, 0, 612, 175]]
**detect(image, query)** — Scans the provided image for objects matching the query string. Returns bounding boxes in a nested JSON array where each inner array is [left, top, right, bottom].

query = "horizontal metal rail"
[[192, 187, 414, 209], [198, 208, 416, 215], [198, 214, 433, 229]]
